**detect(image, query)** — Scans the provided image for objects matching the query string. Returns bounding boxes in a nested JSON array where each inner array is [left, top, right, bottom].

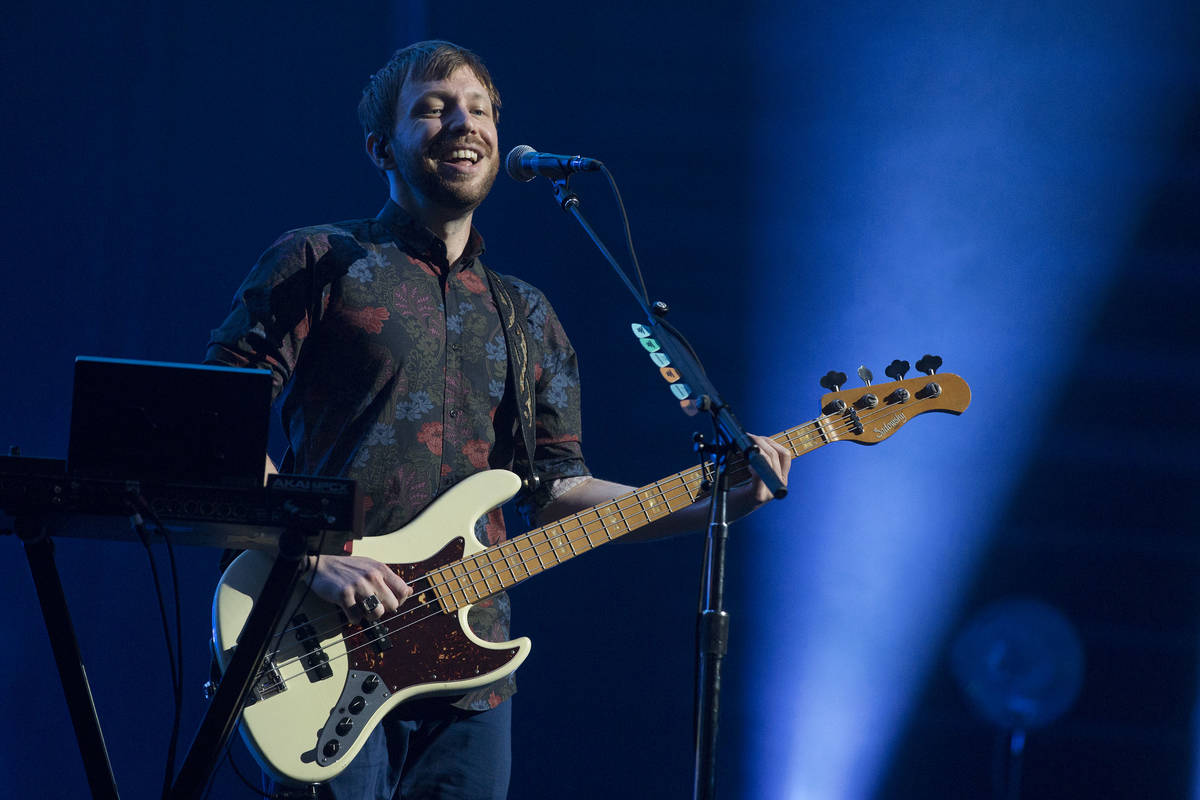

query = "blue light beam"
[[742, 2, 1194, 797]]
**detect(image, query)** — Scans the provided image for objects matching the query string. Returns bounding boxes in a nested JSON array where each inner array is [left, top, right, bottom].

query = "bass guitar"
[[212, 368, 970, 784]]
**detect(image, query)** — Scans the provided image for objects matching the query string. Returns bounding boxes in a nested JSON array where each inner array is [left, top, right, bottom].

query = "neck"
[[389, 185, 475, 266]]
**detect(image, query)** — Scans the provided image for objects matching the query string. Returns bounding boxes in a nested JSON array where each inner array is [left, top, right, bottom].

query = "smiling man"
[[206, 40, 790, 800]]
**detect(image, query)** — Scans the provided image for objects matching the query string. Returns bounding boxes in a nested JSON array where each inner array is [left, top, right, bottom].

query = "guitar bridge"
[[244, 655, 286, 706]]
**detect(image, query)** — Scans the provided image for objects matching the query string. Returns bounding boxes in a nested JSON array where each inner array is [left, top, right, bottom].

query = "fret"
[[474, 554, 500, 596], [500, 541, 529, 583], [555, 512, 591, 558], [533, 529, 564, 568], [596, 502, 626, 541], [615, 494, 649, 531], [460, 564, 480, 603], [582, 516, 609, 546], [482, 548, 511, 587], [787, 421, 823, 453], [425, 569, 453, 613], [446, 561, 473, 605], [563, 525, 581, 555], [495, 546, 516, 584], [553, 531, 574, 559], [814, 414, 838, 443], [442, 583, 469, 610], [663, 474, 700, 510], [430, 559, 479, 612], [638, 489, 669, 521], [516, 540, 547, 579]]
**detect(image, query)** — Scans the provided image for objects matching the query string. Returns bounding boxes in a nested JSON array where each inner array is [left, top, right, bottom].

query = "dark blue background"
[[2, 2, 1197, 798]]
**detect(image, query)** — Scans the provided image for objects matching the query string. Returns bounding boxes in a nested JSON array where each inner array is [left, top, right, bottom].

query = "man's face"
[[389, 65, 499, 215]]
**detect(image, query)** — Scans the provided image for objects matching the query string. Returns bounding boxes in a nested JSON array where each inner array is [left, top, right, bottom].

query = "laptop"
[[66, 357, 273, 488]]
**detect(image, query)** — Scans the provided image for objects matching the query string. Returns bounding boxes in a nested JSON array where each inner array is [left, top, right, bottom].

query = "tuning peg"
[[915, 354, 943, 376], [885, 360, 910, 381], [857, 365, 874, 386], [820, 370, 848, 392]]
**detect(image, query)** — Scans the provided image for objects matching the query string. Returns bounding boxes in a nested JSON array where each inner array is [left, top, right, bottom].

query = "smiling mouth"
[[438, 148, 481, 166]]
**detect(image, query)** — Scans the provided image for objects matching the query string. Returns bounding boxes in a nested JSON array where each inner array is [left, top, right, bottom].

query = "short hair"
[[357, 40, 502, 140]]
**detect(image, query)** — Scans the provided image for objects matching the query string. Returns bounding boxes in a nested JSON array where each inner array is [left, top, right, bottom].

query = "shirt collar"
[[375, 200, 486, 271]]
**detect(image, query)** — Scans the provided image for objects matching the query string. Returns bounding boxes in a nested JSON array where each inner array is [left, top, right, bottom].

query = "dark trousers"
[[268, 698, 511, 800]]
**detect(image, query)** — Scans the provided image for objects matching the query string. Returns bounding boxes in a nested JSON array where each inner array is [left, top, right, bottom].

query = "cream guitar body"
[[212, 470, 530, 786]]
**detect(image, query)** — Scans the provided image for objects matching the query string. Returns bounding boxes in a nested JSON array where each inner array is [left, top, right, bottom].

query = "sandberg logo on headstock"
[[874, 411, 907, 440]]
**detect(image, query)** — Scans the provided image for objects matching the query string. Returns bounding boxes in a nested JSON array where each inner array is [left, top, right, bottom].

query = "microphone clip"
[[550, 177, 580, 211]]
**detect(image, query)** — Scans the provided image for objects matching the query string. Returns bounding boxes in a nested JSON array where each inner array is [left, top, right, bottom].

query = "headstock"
[[817, 355, 970, 445]]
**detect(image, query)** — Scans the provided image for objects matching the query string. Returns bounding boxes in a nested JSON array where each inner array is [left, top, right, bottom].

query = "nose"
[[444, 104, 478, 135]]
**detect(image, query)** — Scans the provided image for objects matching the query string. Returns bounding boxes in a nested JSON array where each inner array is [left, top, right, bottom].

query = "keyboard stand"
[[14, 515, 315, 799], [18, 517, 121, 799]]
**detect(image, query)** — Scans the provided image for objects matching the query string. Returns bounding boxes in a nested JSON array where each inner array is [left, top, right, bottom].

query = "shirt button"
[[449, 408, 462, 418]]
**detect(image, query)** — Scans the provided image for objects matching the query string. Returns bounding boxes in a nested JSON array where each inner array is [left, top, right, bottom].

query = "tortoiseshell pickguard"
[[342, 537, 519, 693]]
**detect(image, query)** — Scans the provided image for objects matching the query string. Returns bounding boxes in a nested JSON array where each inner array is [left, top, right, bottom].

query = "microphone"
[[505, 145, 603, 182]]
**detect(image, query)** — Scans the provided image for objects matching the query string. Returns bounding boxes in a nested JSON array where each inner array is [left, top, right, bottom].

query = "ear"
[[365, 132, 395, 170]]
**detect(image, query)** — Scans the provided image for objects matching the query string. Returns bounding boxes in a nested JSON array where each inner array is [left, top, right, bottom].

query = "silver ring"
[[359, 594, 380, 613]]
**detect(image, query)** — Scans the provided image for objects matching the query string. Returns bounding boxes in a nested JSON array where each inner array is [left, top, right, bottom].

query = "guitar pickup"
[[303, 650, 334, 681], [292, 612, 334, 682], [366, 622, 393, 654]]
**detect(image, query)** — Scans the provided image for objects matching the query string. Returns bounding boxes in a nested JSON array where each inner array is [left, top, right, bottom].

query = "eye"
[[416, 105, 443, 118]]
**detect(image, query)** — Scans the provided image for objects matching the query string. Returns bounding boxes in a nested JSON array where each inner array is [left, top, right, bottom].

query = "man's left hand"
[[726, 433, 793, 521]]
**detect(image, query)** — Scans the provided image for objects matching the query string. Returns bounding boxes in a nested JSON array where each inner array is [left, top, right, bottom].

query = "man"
[[207, 40, 790, 800]]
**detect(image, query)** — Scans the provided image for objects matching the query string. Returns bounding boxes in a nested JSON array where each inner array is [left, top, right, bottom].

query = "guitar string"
[[256, 396, 933, 683], [264, 403, 850, 645], [263, 390, 932, 658], [259, 433, 785, 679], [260, 419, 827, 686], [261, 469, 725, 682], [263, 392, 927, 658]]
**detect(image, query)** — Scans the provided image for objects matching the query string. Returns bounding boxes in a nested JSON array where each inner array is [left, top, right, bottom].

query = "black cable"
[[159, 516, 184, 799], [221, 740, 274, 799], [595, 164, 715, 391], [127, 498, 184, 800], [654, 314, 711, 377], [599, 164, 651, 309]]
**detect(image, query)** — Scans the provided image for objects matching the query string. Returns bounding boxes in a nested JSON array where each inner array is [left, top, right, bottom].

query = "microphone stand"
[[546, 176, 787, 799]]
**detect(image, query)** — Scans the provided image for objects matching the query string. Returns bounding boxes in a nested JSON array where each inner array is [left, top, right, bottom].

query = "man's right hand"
[[307, 555, 412, 621]]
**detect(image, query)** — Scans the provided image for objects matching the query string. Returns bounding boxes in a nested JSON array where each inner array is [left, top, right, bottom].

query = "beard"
[[395, 136, 500, 213]]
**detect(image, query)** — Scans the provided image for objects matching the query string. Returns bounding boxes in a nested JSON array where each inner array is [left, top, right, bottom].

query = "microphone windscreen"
[[505, 145, 536, 182]]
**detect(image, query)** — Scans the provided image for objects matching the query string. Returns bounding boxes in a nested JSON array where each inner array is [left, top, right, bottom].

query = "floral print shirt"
[[206, 201, 589, 709]]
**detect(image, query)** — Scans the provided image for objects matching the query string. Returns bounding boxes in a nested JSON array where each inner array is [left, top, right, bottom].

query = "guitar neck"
[[428, 371, 969, 611], [428, 421, 825, 611]]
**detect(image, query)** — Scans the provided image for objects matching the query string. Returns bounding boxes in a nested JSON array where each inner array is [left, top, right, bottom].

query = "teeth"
[[446, 149, 479, 163]]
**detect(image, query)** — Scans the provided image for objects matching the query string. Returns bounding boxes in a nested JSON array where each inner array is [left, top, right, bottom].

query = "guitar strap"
[[481, 265, 542, 494]]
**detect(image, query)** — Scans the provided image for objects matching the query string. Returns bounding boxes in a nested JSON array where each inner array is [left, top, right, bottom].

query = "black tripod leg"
[[19, 520, 121, 800]]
